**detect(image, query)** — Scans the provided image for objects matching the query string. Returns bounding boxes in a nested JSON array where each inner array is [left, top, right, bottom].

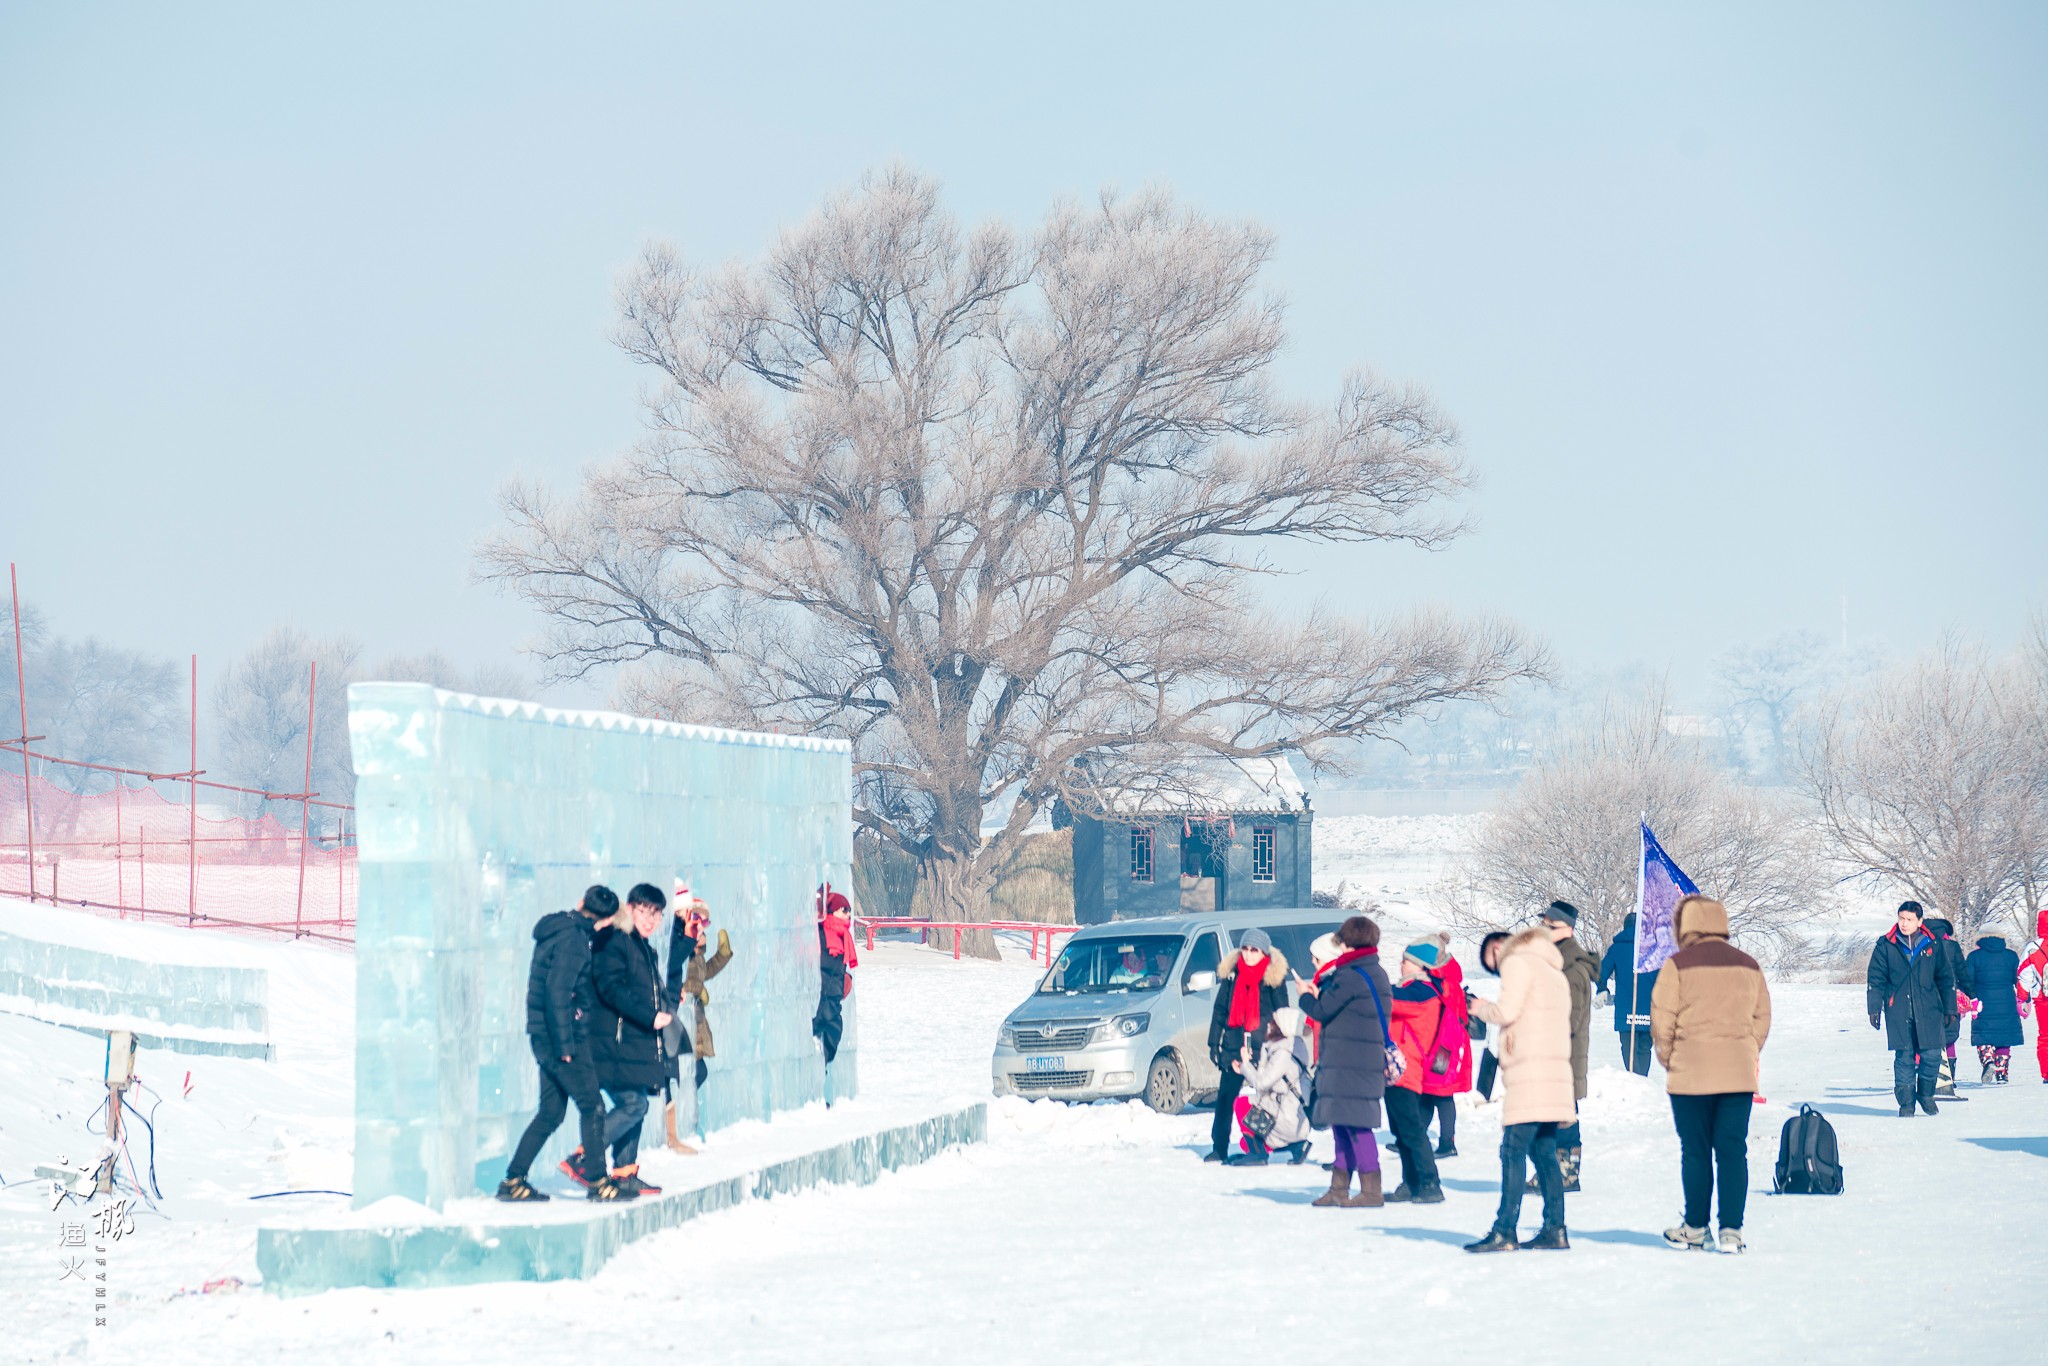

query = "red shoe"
[[558, 1149, 591, 1187]]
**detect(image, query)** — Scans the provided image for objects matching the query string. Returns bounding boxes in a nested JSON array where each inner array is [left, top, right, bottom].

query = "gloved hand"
[[1869, 1013, 1882, 1030]]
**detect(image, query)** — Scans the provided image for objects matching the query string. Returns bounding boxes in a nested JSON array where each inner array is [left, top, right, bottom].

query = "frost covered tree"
[[1715, 631, 1827, 781], [212, 627, 362, 823], [1804, 638, 2048, 945], [480, 168, 1546, 949], [1, 602, 182, 793], [1440, 689, 1830, 959], [372, 651, 527, 701]]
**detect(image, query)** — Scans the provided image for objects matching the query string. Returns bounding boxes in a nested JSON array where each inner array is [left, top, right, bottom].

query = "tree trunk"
[[918, 846, 1001, 961]]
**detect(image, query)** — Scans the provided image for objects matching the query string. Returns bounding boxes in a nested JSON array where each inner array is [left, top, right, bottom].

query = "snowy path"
[[4, 927, 2042, 1362]]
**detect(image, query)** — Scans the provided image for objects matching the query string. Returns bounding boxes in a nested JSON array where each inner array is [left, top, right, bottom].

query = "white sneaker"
[[1718, 1227, 1746, 1254], [1663, 1222, 1708, 1250]]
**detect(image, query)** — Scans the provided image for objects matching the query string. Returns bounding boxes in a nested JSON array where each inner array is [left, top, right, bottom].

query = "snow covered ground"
[[4, 862, 2044, 1362]]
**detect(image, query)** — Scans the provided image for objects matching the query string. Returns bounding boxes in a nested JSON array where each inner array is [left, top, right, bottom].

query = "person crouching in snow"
[[1205, 928, 1288, 1163], [1463, 926, 1573, 1252], [1296, 915, 1392, 1208], [1229, 1006, 1314, 1166], [813, 888, 857, 1066], [1650, 895, 1770, 1254]]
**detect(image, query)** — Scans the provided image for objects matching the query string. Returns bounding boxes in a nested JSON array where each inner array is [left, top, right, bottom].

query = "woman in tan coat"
[[1464, 926, 1575, 1252], [1651, 894, 1770, 1254]]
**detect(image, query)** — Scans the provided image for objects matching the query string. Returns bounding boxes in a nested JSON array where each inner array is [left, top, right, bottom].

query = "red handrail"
[[853, 915, 1083, 962]]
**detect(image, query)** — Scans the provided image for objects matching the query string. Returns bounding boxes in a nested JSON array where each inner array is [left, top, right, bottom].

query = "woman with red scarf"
[[813, 887, 858, 1066], [1204, 929, 1290, 1163], [1298, 915, 1393, 1208]]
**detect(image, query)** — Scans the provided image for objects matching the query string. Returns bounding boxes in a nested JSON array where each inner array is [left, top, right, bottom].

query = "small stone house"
[[1069, 756, 1313, 924]]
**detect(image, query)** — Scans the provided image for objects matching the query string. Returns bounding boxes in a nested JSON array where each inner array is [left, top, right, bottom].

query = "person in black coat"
[[1965, 934, 2023, 1084], [501, 885, 620, 1201], [1596, 912, 1660, 1076], [1925, 917, 1973, 1096], [588, 884, 677, 1196], [1297, 915, 1393, 1208], [1205, 928, 1290, 1165], [1866, 901, 1958, 1116]]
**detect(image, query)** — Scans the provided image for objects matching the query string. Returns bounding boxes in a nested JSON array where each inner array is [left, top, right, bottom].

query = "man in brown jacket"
[[1651, 894, 1771, 1254], [1540, 901, 1597, 1193]]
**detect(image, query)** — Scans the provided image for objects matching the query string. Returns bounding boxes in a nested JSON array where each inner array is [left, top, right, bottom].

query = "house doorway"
[[1180, 824, 1228, 914]]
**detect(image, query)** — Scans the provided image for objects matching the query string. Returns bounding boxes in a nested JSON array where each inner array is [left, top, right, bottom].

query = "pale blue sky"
[[3, 2, 2043, 708]]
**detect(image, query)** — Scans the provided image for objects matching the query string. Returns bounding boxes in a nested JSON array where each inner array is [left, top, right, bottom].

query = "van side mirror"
[[1184, 970, 1217, 993]]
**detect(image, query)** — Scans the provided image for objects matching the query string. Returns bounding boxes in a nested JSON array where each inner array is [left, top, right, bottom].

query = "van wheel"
[[1144, 1054, 1186, 1114]]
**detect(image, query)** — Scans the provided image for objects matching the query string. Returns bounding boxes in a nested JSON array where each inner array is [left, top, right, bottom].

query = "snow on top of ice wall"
[[346, 682, 854, 1212]]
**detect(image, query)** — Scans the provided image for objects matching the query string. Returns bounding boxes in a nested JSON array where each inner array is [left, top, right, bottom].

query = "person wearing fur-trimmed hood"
[[1205, 929, 1289, 1163], [1463, 926, 1574, 1252]]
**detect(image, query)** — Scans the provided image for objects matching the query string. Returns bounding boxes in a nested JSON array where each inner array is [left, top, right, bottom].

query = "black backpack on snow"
[[1773, 1104, 1844, 1195]]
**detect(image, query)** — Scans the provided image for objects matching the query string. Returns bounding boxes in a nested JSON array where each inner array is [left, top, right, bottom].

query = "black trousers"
[[1383, 1088, 1442, 1192], [1427, 1092, 1456, 1146], [1620, 1029, 1654, 1075], [508, 1041, 606, 1183], [1493, 1120, 1564, 1237], [813, 992, 844, 1064], [1670, 1091, 1752, 1230], [1210, 1064, 1246, 1156]]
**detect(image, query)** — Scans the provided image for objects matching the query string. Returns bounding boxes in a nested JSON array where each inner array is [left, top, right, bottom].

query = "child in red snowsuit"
[[2020, 909, 2048, 1083]]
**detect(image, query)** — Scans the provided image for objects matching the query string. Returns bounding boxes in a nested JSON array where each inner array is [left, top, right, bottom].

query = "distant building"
[[1069, 756, 1313, 924]]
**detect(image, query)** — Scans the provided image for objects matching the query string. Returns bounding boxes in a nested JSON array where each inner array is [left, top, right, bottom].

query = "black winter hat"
[[1541, 900, 1580, 928]]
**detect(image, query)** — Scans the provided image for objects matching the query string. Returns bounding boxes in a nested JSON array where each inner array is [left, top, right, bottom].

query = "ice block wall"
[[347, 684, 853, 1211]]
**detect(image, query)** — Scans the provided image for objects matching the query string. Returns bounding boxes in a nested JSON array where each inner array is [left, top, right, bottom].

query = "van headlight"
[[1093, 1013, 1149, 1042], [998, 1025, 1019, 1049]]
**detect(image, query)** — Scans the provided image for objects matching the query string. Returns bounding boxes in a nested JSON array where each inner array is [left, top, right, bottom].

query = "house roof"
[[1098, 755, 1309, 817]]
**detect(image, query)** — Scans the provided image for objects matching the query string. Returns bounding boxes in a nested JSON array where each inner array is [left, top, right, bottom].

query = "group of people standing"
[[495, 880, 855, 1203], [1867, 901, 2048, 1113], [1201, 893, 1773, 1256]]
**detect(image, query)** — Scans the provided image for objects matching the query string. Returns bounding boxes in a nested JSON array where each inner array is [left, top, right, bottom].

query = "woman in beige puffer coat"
[[1464, 926, 1575, 1253]]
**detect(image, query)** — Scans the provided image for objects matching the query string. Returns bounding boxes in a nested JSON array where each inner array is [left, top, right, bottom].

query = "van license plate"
[[1026, 1056, 1066, 1072]]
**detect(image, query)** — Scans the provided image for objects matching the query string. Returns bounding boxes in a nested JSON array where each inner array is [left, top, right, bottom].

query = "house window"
[[1252, 826, 1275, 883], [1130, 827, 1154, 883]]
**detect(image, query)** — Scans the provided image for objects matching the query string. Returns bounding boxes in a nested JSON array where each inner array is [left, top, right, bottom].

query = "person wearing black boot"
[[1925, 918, 1972, 1098], [1206, 929, 1289, 1164], [1231, 1008, 1313, 1166], [1598, 912, 1660, 1077], [1543, 902, 1596, 1194], [1867, 902, 1957, 1117], [500, 886, 631, 1203], [1383, 943, 1454, 1204], [1464, 928, 1574, 1253]]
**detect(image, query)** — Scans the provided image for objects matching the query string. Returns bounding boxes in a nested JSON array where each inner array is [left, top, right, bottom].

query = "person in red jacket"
[[2020, 908, 2048, 1083], [813, 887, 858, 1066], [1384, 942, 1463, 1204]]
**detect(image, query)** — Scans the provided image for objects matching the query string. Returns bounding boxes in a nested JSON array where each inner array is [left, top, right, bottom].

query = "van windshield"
[[1038, 935, 1185, 995]]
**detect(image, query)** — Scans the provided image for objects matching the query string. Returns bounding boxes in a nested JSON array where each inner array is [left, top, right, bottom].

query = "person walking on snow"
[[1230, 1006, 1314, 1165], [2021, 910, 2048, 1082], [1540, 902, 1597, 1192], [1867, 901, 1958, 1116], [1926, 917, 1973, 1097], [1297, 916, 1392, 1207], [1206, 928, 1289, 1163], [1965, 931, 2023, 1085], [499, 885, 628, 1203], [1651, 895, 1771, 1254], [1463, 926, 1574, 1252], [1383, 942, 1461, 1203], [582, 884, 676, 1197], [1597, 911, 1660, 1076]]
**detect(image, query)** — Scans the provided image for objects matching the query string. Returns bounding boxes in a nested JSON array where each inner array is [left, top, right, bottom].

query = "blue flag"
[[1634, 822, 1699, 975]]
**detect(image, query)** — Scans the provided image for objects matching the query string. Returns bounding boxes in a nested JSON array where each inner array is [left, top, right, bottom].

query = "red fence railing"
[[855, 916, 1083, 963]]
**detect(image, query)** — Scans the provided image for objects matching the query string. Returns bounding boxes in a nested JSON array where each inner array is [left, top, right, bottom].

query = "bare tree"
[[480, 168, 1546, 950], [1805, 639, 2048, 946], [1715, 631, 1827, 781], [212, 627, 362, 823], [1439, 689, 1830, 959]]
